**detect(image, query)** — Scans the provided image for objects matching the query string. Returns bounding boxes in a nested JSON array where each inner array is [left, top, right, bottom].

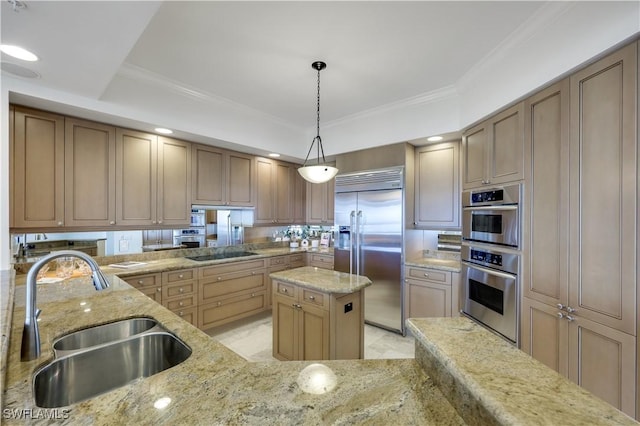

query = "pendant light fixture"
[[298, 61, 339, 184]]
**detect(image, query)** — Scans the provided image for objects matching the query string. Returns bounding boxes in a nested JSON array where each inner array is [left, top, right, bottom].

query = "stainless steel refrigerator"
[[334, 167, 404, 334]]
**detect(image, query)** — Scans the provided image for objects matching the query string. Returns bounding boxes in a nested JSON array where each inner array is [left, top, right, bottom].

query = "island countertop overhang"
[[269, 266, 372, 294]]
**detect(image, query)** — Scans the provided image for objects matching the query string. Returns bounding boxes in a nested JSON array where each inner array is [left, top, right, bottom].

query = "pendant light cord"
[[302, 62, 327, 167]]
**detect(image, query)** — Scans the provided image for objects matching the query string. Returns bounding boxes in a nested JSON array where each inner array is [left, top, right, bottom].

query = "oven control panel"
[[470, 249, 502, 267], [471, 189, 504, 204]]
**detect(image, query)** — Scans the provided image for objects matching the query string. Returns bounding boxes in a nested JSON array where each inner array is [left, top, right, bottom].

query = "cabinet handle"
[[179, 311, 184, 316], [292, 303, 301, 309], [251, 271, 255, 275], [178, 274, 184, 279], [57, 221, 64, 226], [281, 288, 288, 293], [566, 306, 576, 313], [557, 312, 565, 319], [308, 295, 316, 301], [157, 288, 161, 292], [179, 288, 184, 293], [138, 280, 144, 284], [251, 293, 255, 297], [565, 315, 575, 322], [424, 273, 429, 278], [158, 220, 163, 224], [557, 303, 566, 311], [179, 301, 184, 307], [110, 221, 115, 225], [217, 302, 221, 306], [217, 277, 222, 281]]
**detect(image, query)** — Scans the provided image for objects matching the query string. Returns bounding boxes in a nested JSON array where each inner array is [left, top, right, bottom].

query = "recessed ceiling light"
[[154, 127, 173, 134], [0, 45, 38, 61], [268, 153, 281, 158], [427, 136, 443, 142], [1, 62, 39, 78]]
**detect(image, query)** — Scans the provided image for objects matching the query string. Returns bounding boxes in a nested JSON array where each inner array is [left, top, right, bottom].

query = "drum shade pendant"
[[298, 61, 339, 184]]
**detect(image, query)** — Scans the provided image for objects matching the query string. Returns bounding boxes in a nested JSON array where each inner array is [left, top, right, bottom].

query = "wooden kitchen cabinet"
[[11, 106, 65, 229], [414, 142, 460, 229], [272, 279, 363, 361], [404, 266, 459, 319], [462, 102, 524, 189], [292, 169, 307, 224], [192, 144, 254, 207], [115, 130, 191, 227], [255, 157, 295, 225], [162, 268, 198, 326], [307, 253, 334, 270], [198, 259, 268, 330], [64, 117, 116, 228], [266, 254, 306, 307], [521, 42, 637, 418], [120, 272, 163, 304], [306, 171, 335, 225]]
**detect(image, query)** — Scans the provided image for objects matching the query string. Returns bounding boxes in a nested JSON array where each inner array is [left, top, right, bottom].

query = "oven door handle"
[[462, 261, 517, 280], [463, 205, 518, 211]]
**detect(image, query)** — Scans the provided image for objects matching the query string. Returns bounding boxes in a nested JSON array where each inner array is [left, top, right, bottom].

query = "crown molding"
[[116, 62, 305, 132]]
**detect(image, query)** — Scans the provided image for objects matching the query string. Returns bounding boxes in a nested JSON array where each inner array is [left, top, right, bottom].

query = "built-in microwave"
[[462, 184, 521, 248]]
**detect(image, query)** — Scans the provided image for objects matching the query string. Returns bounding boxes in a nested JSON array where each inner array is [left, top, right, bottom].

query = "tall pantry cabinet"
[[521, 41, 638, 418]]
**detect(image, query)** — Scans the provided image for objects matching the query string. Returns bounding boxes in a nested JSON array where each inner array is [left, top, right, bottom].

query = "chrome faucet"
[[21, 250, 110, 361]]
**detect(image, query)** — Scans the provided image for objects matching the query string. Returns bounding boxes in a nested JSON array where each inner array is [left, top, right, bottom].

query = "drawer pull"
[[251, 293, 255, 297], [217, 277, 222, 281], [179, 301, 184, 307], [178, 274, 184, 279], [179, 288, 184, 293], [179, 311, 184, 316], [217, 302, 221, 306], [281, 288, 288, 293], [138, 280, 144, 284], [424, 273, 429, 278], [308, 295, 316, 301], [157, 288, 161, 293]]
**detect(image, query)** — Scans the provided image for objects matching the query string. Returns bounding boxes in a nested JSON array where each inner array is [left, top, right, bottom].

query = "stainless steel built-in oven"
[[173, 228, 205, 248], [462, 184, 521, 248], [461, 244, 519, 344]]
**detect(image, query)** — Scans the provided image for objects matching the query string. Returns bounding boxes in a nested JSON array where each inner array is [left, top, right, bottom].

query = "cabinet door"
[[157, 136, 191, 226], [299, 302, 330, 361], [12, 107, 65, 228], [462, 122, 487, 189], [522, 81, 570, 308], [275, 162, 293, 223], [192, 144, 225, 205], [414, 142, 460, 228], [227, 151, 254, 206], [568, 43, 637, 335], [116, 129, 157, 226], [273, 294, 297, 361], [64, 118, 116, 227], [521, 296, 569, 376], [568, 315, 636, 417], [406, 279, 451, 318], [254, 157, 275, 224], [325, 177, 335, 223], [292, 169, 306, 224], [488, 102, 524, 185], [306, 180, 325, 224]]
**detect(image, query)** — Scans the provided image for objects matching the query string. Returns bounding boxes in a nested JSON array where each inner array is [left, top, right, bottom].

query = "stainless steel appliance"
[[334, 167, 404, 334], [460, 244, 519, 344], [215, 210, 254, 246], [173, 228, 205, 248], [462, 184, 520, 248]]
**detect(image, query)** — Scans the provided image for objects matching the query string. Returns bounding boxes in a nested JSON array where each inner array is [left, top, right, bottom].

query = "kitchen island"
[[270, 266, 371, 361]]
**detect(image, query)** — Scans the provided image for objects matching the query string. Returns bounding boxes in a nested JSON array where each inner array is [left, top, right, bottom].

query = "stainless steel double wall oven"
[[461, 184, 521, 344]]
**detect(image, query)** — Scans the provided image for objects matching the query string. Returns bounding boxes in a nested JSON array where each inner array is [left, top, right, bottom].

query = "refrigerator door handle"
[[356, 210, 363, 275], [349, 210, 356, 275]]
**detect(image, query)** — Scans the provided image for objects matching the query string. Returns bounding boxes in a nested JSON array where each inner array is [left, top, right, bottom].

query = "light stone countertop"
[[407, 317, 639, 426], [2, 274, 463, 425], [269, 266, 372, 294], [405, 250, 461, 272]]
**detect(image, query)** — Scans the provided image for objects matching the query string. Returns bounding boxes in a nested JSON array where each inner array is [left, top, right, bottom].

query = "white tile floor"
[[205, 311, 415, 362]]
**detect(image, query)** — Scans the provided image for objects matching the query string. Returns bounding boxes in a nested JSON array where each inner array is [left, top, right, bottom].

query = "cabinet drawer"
[[139, 285, 162, 303], [163, 269, 196, 283], [309, 254, 334, 269], [163, 294, 198, 311], [289, 253, 305, 266], [274, 281, 297, 299], [123, 273, 161, 289], [199, 291, 267, 330], [200, 271, 267, 303], [407, 267, 450, 285], [270, 256, 288, 266], [163, 280, 197, 299], [301, 288, 328, 310], [199, 259, 267, 279], [172, 306, 197, 326]]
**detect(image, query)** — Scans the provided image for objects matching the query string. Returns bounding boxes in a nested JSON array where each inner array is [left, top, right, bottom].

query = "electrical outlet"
[[119, 239, 129, 252]]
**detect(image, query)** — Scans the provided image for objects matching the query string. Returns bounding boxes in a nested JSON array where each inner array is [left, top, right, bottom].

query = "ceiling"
[[1, 1, 638, 162]]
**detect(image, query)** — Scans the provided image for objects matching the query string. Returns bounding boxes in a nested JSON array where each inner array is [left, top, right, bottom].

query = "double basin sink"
[[34, 317, 191, 408]]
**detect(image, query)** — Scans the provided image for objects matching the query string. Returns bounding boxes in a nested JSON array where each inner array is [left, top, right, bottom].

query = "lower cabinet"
[[521, 296, 636, 415], [162, 268, 198, 326], [198, 259, 268, 330], [272, 279, 363, 361], [404, 266, 459, 319], [121, 273, 162, 304], [307, 253, 334, 270]]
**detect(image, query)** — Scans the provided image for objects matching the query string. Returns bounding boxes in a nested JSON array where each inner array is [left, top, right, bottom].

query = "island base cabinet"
[[522, 297, 636, 416], [272, 279, 363, 361], [199, 291, 267, 330]]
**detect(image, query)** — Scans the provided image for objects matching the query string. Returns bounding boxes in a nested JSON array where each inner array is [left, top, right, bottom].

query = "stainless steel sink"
[[34, 332, 191, 408], [53, 317, 159, 353]]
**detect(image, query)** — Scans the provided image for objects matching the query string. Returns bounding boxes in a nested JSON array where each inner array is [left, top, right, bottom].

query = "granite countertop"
[[407, 317, 638, 426], [269, 266, 372, 294], [405, 250, 461, 272], [2, 274, 463, 425]]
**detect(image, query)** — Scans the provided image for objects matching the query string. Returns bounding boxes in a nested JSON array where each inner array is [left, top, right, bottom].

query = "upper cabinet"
[[115, 130, 191, 227], [306, 176, 334, 225], [462, 102, 524, 189], [255, 157, 297, 225], [292, 169, 306, 224], [192, 144, 254, 207], [414, 141, 460, 229], [11, 106, 65, 229], [64, 117, 116, 228]]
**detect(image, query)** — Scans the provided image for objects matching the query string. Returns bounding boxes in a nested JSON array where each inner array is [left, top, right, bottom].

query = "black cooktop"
[[186, 251, 258, 262]]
